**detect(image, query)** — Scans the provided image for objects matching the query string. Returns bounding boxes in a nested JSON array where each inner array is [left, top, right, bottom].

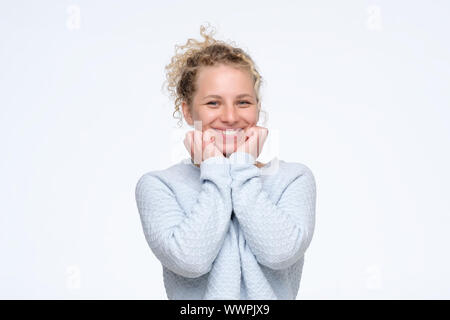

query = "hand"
[[184, 128, 224, 165], [235, 126, 269, 160]]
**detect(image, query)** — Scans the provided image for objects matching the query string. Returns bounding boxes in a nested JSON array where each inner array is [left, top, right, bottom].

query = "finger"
[[204, 138, 216, 151], [244, 127, 255, 140], [202, 129, 215, 145], [262, 127, 269, 139], [203, 127, 216, 136], [189, 131, 195, 159], [183, 132, 189, 150], [193, 128, 202, 144], [183, 138, 189, 157], [184, 132, 193, 159], [261, 128, 269, 150], [257, 130, 260, 156], [193, 130, 202, 164]]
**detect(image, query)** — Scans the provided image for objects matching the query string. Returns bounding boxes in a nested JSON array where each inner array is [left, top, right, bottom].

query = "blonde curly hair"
[[162, 23, 266, 128]]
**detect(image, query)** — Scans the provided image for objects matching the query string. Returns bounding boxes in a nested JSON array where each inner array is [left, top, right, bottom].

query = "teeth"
[[223, 130, 238, 135], [214, 129, 241, 135]]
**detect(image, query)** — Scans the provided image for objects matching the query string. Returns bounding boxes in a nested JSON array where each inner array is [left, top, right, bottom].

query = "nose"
[[220, 104, 238, 125]]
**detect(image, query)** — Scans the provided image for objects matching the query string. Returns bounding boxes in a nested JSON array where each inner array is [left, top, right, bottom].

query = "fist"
[[235, 126, 269, 160], [183, 128, 224, 165]]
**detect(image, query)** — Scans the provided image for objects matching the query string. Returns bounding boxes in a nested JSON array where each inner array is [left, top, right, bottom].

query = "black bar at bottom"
[[0, 300, 448, 318]]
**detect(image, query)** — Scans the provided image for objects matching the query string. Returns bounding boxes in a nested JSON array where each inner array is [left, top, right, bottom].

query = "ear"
[[181, 101, 193, 126]]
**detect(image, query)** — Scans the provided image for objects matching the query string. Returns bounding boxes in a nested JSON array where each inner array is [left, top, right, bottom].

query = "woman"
[[135, 24, 317, 300]]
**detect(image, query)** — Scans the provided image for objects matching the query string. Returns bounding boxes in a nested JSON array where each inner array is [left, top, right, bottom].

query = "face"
[[181, 64, 260, 157]]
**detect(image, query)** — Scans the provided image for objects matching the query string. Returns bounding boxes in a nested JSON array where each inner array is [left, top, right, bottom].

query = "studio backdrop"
[[1, 0, 449, 299]]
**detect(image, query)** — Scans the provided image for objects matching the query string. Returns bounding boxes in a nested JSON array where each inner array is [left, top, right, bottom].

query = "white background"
[[1, 0, 449, 299]]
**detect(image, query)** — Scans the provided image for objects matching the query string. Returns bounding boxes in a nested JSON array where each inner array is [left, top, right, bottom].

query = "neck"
[[191, 159, 264, 168]]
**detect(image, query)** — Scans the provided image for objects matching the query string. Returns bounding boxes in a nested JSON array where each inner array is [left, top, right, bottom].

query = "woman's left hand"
[[235, 126, 269, 160]]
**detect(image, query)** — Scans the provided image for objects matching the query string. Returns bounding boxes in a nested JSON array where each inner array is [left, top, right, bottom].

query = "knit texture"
[[135, 151, 316, 300]]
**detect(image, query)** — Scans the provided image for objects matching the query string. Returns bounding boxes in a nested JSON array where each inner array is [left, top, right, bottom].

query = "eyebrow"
[[203, 94, 254, 100]]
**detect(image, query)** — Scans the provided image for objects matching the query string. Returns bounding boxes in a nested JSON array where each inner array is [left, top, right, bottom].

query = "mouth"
[[211, 128, 246, 151], [209, 128, 247, 157], [212, 128, 244, 136]]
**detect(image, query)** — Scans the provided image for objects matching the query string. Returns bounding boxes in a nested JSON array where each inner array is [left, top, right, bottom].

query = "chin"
[[223, 150, 233, 157], [223, 147, 236, 157]]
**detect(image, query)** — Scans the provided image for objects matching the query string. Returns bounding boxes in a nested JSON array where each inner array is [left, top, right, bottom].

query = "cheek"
[[244, 108, 259, 123], [193, 112, 215, 129]]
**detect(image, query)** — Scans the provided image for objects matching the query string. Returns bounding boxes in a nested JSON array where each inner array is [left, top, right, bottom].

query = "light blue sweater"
[[135, 151, 316, 300]]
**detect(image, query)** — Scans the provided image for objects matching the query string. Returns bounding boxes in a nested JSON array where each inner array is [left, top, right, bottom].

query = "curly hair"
[[162, 23, 267, 128]]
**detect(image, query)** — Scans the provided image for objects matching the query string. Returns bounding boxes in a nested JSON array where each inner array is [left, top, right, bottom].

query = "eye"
[[238, 101, 251, 106], [206, 101, 219, 106]]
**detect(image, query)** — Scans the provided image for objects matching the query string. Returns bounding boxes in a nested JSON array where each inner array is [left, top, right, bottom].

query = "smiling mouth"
[[212, 129, 246, 149], [213, 128, 244, 135]]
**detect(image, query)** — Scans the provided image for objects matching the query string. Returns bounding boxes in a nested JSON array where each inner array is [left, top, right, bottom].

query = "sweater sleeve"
[[228, 151, 316, 270], [135, 156, 232, 278]]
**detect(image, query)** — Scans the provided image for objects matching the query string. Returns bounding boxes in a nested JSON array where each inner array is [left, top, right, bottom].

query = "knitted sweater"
[[135, 151, 316, 300]]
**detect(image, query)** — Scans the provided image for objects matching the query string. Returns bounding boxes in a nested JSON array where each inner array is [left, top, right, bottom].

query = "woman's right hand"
[[184, 128, 224, 165]]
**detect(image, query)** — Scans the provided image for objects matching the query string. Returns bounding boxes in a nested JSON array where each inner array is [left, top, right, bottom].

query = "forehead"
[[195, 64, 254, 94]]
